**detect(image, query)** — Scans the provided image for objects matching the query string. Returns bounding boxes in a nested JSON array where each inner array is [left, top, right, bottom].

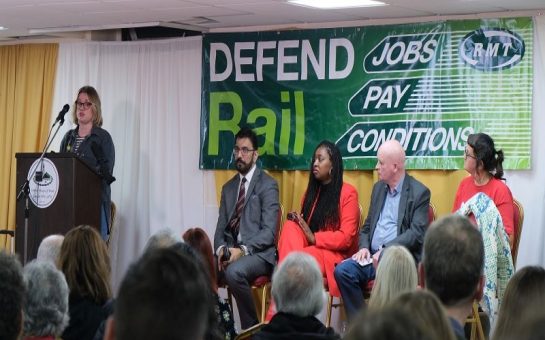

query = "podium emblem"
[[27, 158, 60, 208]]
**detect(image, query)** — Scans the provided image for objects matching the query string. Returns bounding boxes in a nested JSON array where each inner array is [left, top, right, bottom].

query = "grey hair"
[[272, 252, 325, 317], [144, 228, 182, 253], [23, 260, 69, 337], [36, 234, 64, 266]]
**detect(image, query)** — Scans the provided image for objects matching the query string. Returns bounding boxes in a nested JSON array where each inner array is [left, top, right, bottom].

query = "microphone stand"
[[16, 116, 66, 264]]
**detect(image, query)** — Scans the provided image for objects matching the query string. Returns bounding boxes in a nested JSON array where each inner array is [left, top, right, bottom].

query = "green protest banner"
[[200, 17, 533, 170]]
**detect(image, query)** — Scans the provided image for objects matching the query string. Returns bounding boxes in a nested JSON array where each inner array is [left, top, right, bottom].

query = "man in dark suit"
[[214, 127, 279, 329], [334, 139, 430, 319]]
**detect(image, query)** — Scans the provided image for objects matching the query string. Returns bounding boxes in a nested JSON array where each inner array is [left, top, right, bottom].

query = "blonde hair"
[[72, 85, 103, 127], [368, 245, 417, 310], [58, 225, 111, 305]]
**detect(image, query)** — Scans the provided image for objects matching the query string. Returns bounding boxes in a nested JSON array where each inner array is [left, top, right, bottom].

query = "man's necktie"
[[229, 177, 246, 240]]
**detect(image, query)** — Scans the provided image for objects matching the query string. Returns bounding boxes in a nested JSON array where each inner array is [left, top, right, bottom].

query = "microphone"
[[55, 104, 70, 125], [91, 142, 116, 185]]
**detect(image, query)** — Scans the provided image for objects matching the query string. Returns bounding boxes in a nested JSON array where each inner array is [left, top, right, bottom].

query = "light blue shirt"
[[371, 175, 405, 253]]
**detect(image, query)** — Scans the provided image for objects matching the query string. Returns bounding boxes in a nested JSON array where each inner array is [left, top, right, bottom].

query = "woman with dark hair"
[[276, 140, 360, 298], [453, 132, 514, 245], [58, 225, 112, 340], [60, 86, 115, 240], [183, 228, 236, 340]]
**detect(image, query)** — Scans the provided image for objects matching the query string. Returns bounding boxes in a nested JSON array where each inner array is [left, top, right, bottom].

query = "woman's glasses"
[[464, 148, 476, 159], [75, 101, 93, 109]]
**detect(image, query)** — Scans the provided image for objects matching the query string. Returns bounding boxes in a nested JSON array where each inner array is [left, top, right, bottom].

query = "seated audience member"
[[368, 245, 418, 310], [104, 247, 212, 340], [344, 304, 430, 340], [419, 214, 485, 340], [183, 227, 236, 339], [394, 290, 456, 340], [58, 225, 113, 340], [0, 251, 25, 340], [36, 234, 64, 266], [453, 132, 514, 246], [497, 312, 545, 340], [493, 266, 545, 340], [22, 260, 70, 340], [255, 252, 340, 340], [334, 139, 430, 319], [143, 227, 182, 252], [277, 141, 359, 301]]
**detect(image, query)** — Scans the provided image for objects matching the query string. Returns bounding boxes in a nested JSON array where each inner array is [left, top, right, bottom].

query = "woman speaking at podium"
[[60, 86, 115, 240]]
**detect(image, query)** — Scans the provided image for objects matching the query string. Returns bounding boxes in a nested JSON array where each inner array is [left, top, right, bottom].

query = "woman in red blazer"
[[277, 140, 360, 297]]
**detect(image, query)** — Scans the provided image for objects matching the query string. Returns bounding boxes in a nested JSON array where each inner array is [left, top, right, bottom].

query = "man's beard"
[[236, 158, 253, 174]]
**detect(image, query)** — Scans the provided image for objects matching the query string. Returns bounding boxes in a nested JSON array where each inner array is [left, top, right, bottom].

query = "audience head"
[[494, 266, 545, 339], [182, 227, 217, 291], [302, 140, 343, 232], [394, 290, 456, 340], [36, 234, 64, 266], [144, 228, 182, 253], [0, 251, 25, 340], [58, 225, 111, 305], [107, 247, 211, 340], [233, 126, 259, 175], [376, 139, 406, 186], [272, 252, 325, 317], [421, 214, 484, 307], [466, 132, 504, 179], [344, 304, 430, 340], [72, 85, 103, 126], [22, 260, 69, 337], [368, 245, 418, 310]]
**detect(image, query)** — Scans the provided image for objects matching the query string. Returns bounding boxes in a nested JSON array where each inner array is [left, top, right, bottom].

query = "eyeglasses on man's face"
[[75, 101, 93, 109], [233, 146, 255, 156]]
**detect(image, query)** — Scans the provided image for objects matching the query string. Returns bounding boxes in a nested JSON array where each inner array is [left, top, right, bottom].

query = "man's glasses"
[[233, 147, 255, 156], [75, 101, 93, 109]]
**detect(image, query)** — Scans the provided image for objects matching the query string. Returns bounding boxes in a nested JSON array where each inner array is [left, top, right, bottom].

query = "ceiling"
[[0, 0, 543, 41]]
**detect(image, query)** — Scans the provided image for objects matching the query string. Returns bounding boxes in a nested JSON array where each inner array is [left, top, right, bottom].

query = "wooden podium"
[[15, 153, 102, 263]]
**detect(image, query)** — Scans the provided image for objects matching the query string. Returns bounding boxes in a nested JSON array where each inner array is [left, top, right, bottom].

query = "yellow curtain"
[[0, 44, 58, 251], [214, 169, 468, 222]]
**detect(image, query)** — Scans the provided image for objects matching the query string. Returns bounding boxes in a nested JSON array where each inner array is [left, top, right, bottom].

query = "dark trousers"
[[219, 254, 273, 330], [333, 259, 376, 320]]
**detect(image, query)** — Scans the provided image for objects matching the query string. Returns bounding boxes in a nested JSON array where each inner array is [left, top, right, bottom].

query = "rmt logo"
[[459, 28, 525, 71]]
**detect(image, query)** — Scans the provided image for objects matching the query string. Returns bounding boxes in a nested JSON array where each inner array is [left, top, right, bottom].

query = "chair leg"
[[259, 283, 270, 323], [473, 301, 485, 340], [326, 294, 333, 327]]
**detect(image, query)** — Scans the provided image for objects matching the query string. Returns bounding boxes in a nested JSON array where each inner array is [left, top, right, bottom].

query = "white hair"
[[23, 260, 69, 337], [144, 228, 182, 253], [272, 252, 325, 317], [36, 234, 64, 266]]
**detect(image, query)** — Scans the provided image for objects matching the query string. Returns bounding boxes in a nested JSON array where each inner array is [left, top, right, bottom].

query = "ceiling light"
[[287, 0, 387, 9], [0, 26, 7, 31]]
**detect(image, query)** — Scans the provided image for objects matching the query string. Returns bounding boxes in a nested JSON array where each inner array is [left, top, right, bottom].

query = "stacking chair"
[[511, 198, 524, 265]]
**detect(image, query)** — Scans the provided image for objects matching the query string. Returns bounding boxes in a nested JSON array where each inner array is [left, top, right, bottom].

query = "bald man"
[[334, 140, 430, 319]]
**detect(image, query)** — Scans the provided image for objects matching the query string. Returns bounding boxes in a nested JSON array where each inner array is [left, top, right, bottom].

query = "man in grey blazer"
[[214, 127, 279, 330], [334, 139, 430, 319]]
